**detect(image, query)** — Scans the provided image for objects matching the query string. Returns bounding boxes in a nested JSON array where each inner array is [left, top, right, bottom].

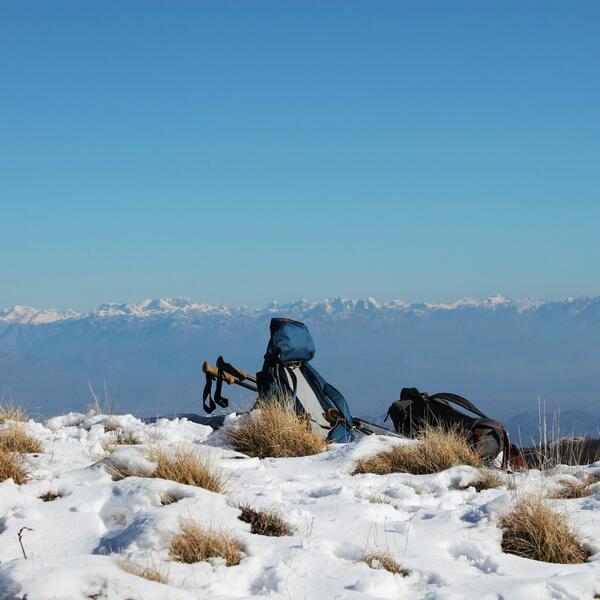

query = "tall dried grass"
[[500, 495, 587, 563], [0, 447, 29, 484], [0, 426, 43, 454], [0, 402, 27, 424], [519, 405, 600, 468], [522, 438, 600, 470], [169, 520, 243, 566], [227, 399, 326, 458], [353, 425, 481, 475]]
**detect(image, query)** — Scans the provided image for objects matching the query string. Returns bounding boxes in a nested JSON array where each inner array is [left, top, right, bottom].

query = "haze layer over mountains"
[[1, 295, 599, 440]]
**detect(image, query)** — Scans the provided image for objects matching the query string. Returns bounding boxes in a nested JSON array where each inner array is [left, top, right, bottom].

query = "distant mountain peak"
[[2, 295, 600, 325]]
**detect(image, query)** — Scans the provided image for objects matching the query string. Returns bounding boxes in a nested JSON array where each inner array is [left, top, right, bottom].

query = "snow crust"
[[1, 414, 600, 599]]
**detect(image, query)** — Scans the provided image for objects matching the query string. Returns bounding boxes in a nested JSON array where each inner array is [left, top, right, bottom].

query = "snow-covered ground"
[[1, 413, 600, 599]]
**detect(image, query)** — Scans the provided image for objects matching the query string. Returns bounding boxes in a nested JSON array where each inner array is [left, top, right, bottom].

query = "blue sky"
[[1, 1, 599, 310]]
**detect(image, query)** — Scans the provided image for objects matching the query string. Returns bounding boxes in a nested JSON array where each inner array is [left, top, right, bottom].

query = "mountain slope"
[[1, 295, 600, 424]]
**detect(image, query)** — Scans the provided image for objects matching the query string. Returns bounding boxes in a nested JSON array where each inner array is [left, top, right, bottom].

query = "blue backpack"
[[256, 318, 356, 443]]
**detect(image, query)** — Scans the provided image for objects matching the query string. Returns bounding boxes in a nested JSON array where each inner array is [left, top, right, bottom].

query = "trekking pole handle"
[[216, 356, 257, 383], [202, 361, 236, 385]]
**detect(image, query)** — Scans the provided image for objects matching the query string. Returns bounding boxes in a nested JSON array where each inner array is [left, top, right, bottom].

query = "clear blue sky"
[[1, 1, 599, 310]]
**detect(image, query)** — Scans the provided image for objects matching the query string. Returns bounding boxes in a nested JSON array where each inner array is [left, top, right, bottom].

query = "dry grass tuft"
[[368, 495, 394, 505], [39, 491, 61, 502], [0, 447, 29, 484], [104, 458, 137, 481], [363, 552, 409, 576], [105, 449, 226, 493], [118, 560, 168, 584], [151, 449, 226, 493], [473, 469, 504, 492], [238, 504, 292, 536], [227, 398, 326, 458], [500, 495, 588, 563], [0, 426, 43, 454], [160, 492, 184, 506], [0, 402, 27, 424], [551, 473, 600, 500], [169, 520, 243, 566], [353, 426, 481, 475]]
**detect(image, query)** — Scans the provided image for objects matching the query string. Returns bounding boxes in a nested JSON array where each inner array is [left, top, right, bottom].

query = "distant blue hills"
[[1, 295, 600, 430]]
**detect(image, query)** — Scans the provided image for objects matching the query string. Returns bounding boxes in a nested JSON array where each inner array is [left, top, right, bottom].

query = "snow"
[[1, 414, 600, 599], [0, 305, 80, 324], [4, 295, 600, 325]]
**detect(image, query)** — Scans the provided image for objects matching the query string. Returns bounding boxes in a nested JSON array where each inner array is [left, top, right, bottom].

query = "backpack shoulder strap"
[[202, 368, 229, 413], [428, 392, 488, 419]]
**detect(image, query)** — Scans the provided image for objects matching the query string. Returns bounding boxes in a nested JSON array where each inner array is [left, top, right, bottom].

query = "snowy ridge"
[[1, 412, 599, 599], [1, 294, 599, 325]]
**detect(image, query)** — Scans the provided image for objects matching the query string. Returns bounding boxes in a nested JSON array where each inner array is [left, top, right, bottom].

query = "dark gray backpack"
[[386, 388, 524, 468]]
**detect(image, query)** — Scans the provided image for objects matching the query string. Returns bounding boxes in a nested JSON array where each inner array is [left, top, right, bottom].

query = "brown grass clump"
[[160, 493, 182, 506], [104, 458, 137, 481], [472, 469, 504, 492], [119, 560, 168, 584], [353, 426, 482, 475], [551, 473, 600, 500], [0, 427, 43, 454], [227, 399, 326, 458], [238, 504, 292, 536], [105, 449, 226, 493], [151, 449, 226, 493], [500, 495, 588, 563], [39, 491, 61, 502], [169, 520, 243, 566], [0, 402, 27, 424], [363, 552, 409, 576], [0, 447, 29, 484]]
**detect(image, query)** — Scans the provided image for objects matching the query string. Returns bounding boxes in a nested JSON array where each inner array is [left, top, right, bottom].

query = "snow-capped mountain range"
[[1, 294, 599, 325], [1, 295, 600, 434]]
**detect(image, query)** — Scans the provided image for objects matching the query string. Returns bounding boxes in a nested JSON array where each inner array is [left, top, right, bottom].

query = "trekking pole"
[[216, 356, 257, 384], [202, 361, 257, 392]]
